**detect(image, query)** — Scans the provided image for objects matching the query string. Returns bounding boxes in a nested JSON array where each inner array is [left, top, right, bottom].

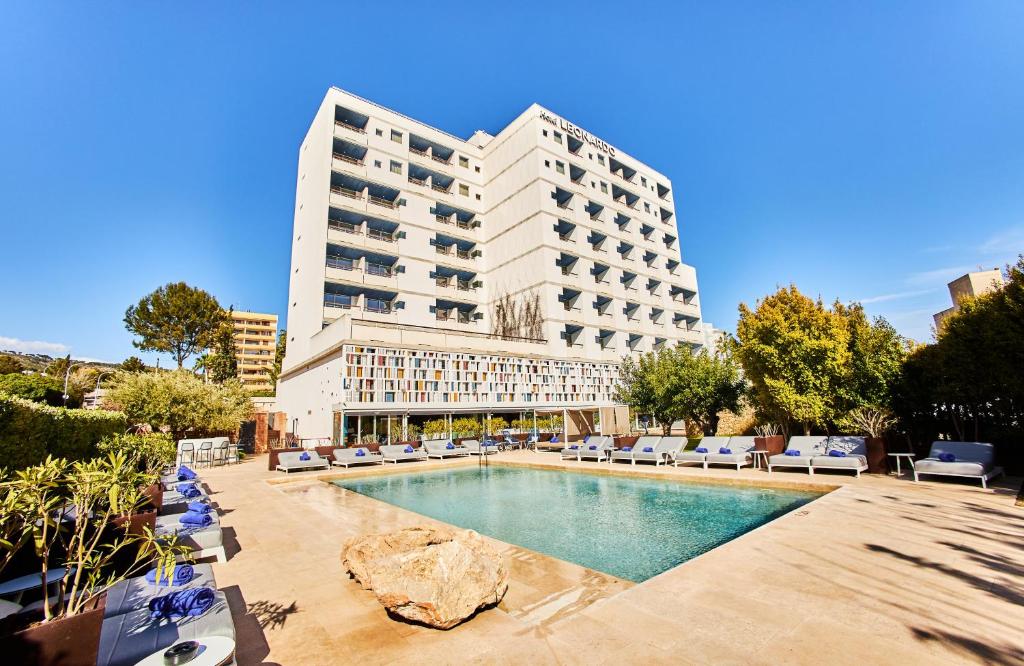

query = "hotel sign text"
[[539, 111, 616, 157]]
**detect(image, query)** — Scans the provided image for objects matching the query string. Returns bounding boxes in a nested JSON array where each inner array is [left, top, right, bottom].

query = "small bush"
[[0, 393, 128, 469], [0, 374, 67, 406]]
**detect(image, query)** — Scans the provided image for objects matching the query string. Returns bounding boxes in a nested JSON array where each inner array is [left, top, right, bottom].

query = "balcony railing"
[[366, 228, 395, 242], [335, 120, 366, 134], [328, 220, 360, 235], [456, 249, 472, 260], [368, 195, 397, 209], [431, 154, 451, 165], [332, 152, 364, 166], [431, 183, 451, 194], [331, 186, 364, 200], [365, 303, 392, 314], [365, 263, 394, 277], [408, 176, 427, 186], [326, 257, 354, 271], [435, 245, 452, 255], [324, 295, 353, 309], [410, 147, 428, 157]]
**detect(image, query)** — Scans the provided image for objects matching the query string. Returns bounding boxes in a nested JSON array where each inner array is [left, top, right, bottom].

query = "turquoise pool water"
[[334, 465, 822, 582]]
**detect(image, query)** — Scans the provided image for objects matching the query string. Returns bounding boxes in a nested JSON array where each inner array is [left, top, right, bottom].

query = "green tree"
[[45, 354, 72, 379], [205, 312, 238, 384], [124, 282, 225, 369], [0, 355, 24, 375], [666, 347, 747, 435], [834, 302, 909, 410], [103, 370, 253, 440], [267, 329, 287, 387], [615, 347, 684, 434], [735, 286, 851, 435], [120, 356, 147, 373]]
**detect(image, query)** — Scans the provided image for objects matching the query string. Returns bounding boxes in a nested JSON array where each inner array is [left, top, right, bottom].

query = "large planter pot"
[[754, 435, 785, 456], [111, 507, 157, 536], [0, 593, 106, 666], [141, 482, 163, 510], [865, 436, 889, 474]]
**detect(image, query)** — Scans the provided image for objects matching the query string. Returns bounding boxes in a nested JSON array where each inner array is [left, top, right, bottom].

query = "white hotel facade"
[[276, 88, 703, 443]]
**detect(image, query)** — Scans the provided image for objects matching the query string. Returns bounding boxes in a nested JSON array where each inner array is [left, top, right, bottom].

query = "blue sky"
[[1, 1, 1022, 364]]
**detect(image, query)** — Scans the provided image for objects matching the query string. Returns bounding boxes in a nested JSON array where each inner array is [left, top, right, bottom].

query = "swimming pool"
[[334, 465, 822, 582]]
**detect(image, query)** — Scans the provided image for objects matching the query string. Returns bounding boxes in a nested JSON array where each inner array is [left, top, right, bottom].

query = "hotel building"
[[932, 269, 1004, 333], [229, 310, 279, 393], [275, 88, 703, 443]]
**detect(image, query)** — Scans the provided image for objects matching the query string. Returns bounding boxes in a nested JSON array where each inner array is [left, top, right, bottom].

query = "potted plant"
[[0, 455, 188, 666], [753, 423, 785, 456], [98, 432, 177, 512], [847, 406, 896, 474]]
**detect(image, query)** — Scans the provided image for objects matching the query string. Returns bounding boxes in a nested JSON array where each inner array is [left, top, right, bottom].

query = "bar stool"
[[196, 441, 214, 468], [212, 441, 227, 466], [178, 442, 195, 467]]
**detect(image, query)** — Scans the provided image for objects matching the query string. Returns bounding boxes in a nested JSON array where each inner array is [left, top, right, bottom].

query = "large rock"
[[342, 526, 508, 629]]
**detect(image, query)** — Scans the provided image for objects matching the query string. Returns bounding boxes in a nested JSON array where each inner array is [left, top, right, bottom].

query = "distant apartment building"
[[932, 269, 1004, 332], [230, 310, 279, 392], [276, 88, 703, 442]]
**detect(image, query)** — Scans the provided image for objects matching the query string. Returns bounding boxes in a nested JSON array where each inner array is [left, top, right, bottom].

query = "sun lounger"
[[104, 564, 218, 618], [462, 439, 498, 455], [379, 444, 428, 463], [275, 450, 330, 473], [768, 436, 828, 474], [704, 436, 757, 470], [97, 588, 234, 666], [609, 435, 658, 464], [423, 439, 470, 459], [577, 436, 616, 462], [913, 441, 1003, 488], [811, 436, 869, 477], [673, 436, 730, 467], [609, 436, 665, 465], [155, 513, 225, 563], [331, 447, 384, 467]]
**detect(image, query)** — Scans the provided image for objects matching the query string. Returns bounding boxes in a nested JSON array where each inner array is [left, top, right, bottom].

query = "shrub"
[[0, 393, 128, 469], [421, 418, 449, 439], [0, 373, 67, 406], [451, 417, 481, 438], [487, 416, 509, 433], [97, 432, 176, 477]]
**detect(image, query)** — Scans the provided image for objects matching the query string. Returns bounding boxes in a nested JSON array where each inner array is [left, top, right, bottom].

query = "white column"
[[402, 414, 408, 441], [387, 417, 391, 444], [357, 415, 362, 444], [447, 413, 452, 440], [563, 408, 568, 442]]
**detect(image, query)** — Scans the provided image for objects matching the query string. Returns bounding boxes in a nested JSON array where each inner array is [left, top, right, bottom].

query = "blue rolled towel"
[[187, 501, 211, 514], [643, 447, 654, 453], [569, 445, 578, 450], [175, 482, 196, 494], [719, 447, 732, 454], [404, 445, 414, 453], [784, 449, 800, 456], [149, 587, 216, 619], [828, 450, 847, 458], [146, 563, 194, 586], [181, 486, 201, 499], [550, 435, 559, 443], [176, 465, 197, 481], [355, 449, 365, 457], [622, 446, 632, 452], [446, 442, 454, 450], [938, 452, 956, 462], [583, 435, 590, 443], [179, 511, 213, 528], [299, 451, 310, 461], [695, 446, 708, 453], [588, 445, 598, 450]]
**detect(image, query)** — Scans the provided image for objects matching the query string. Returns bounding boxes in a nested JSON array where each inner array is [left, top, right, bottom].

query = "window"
[[459, 183, 469, 196], [390, 160, 402, 174], [542, 129, 548, 137], [459, 156, 469, 168], [544, 160, 550, 168], [600, 181, 608, 194], [374, 160, 382, 168], [644, 202, 651, 213], [375, 128, 383, 137], [474, 166, 480, 173], [555, 161, 565, 175], [554, 131, 563, 144], [641, 176, 648, 187], [390, 129, 403, 143], [597, 155, 605, 165], [475, 194, 481, 200]]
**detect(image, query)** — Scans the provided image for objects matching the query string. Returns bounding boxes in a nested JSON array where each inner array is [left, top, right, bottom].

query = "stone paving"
[[198, 452, 1024, 665]]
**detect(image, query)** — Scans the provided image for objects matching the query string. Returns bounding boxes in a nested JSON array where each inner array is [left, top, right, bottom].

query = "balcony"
[[674, 312, 701, 331], [332, 137, 367, 166], [670, 285, 698, 303], [585, 200, 604, 220], [559, 287, 582, 311], [643, 250, 658, 267], [556, 252, 580, 276], [663, 232, 677, 249], [650, 307, 664, 324], [623, 301, 640, 321], [325, 245, 403, 278], [561, 323, 584, 347], [653, 337, 667, 351], [621, 270, 638, 290], [591, 262, 610, 285], [593, 294, 612, 317], [553, 219, 576, 242], [611, 184, 640, 209], [617, 241, 634, 261], [569, 163, 586, 184], [330, 172, 401, 209], [666, 259, 680, 274], [430, 202, 478, 231], [567, 135, 584, 155], [609, 157, 637, 183], [431, 266, 480, 292], [647, 278, 661, 295], [657, 183, 671, 200], [409, 134, 455, 165], [627, 333, 643, 351], [328, 208, 402, 243], [323, 283, 401, 315], [596, 329, 615, 350], [431, 233, 479, 261], [552, 187, 574, 210], [433, 299, 481, 325], [660, 207, 674, 222], [334, 105, 369, 134], [640, 223, 655, 240], [407, 163, 455, 194], [587, 230, 607, 252]]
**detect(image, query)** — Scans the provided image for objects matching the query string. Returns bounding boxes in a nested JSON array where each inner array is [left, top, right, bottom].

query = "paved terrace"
[[199, 452, 1024, 665]]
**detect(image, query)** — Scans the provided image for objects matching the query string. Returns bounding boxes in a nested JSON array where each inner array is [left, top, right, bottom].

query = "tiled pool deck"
[[202, 452, 1024, 665]]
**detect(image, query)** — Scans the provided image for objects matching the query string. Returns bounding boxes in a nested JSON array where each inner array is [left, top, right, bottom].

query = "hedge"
[[0, 393, 128, 470]]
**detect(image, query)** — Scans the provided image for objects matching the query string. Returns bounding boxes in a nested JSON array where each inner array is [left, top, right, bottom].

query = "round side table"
[[751, 450, 770, 470], [136, 636, 235, 666]]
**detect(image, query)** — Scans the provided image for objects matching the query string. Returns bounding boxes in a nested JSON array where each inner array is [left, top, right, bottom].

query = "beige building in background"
[[230, 310, 279, 392], [932, 268, 1004, 332]]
